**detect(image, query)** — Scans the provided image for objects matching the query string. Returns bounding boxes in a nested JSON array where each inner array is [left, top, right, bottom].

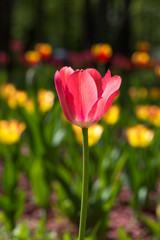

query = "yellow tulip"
[[0, 120, 26, 145], [102, 105, 120, 125], [72, 124, 104, 147], [135, 105, 150, 121], [38, 89, 55, 113], [125, 124, 154, 147]]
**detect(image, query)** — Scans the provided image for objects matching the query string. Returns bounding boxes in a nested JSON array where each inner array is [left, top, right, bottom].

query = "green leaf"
[[118, 227, 132, 240], [0, 195, 11, 212], [140, 214, 160, 236], [2, 159, 18, 195], [30, 158, 50, 207]]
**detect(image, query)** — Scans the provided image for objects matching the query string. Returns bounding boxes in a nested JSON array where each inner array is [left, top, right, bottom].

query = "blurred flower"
[[54, 67, 121, 128], [35, 43, 52, 60], [91, 43, 113, 64], [131, 52, 150, 67], [155, 65, 160, 78], [102, 104, 120, 125], [0, 83, 34, 113], [0, 51, 10, 66], [67, 50, 93, 68], [147, 105, 160, 127], [22, 98, 35, 114], [0, 120, 26, 145], [149, 87, 160, 100], [38, 89, 55, 113], [156, 204, 160, 220], [72, 124, 104, 146], [138, 87, 148, 99], [25, 50, 41, 66], [125, 124, 154, 147], [15, 90, 28, 106], [128, 87, 138, 101], [128, 87, 148, 101], [9, 39, 24, 53], [135, 105, 149, 121], [135, 41, 151, 53], [0, 83, 16, 99]]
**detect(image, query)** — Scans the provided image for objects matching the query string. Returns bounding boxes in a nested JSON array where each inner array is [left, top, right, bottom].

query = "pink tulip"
[[54, 66, 121, 128]]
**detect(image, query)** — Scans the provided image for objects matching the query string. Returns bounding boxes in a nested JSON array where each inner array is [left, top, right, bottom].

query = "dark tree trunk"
[[35, 0, 45, 42], [26, 0, 45, 49], [113, 0, 132, 56], [83, 0, 95, 48], [95, 0, 108, 43], [0, 0, 14, 51]]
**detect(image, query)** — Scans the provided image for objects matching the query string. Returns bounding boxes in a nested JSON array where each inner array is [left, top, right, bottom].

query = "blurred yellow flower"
[[125, 124, 154, 147], [135, 105, 149, 121], [25, 50, 41, 65], [102, 104, 120, 125], [0, 120, 26, 145], [35, 43, 52, 60], [131, 52, 150, 67], [91, 43, 112, 63], [23, 98, 35, 114], [128, 87, 148, 101], [138, 87, 148, 99], [128, 87, 138, 101], [15, 90, 28, 106], [72, 124, 104, 147], [0, 83, 16, 99], [38, 89, 55, 113]]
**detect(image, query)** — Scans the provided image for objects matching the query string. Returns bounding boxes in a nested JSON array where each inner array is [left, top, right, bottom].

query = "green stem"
[[78, 128, 89, 240]]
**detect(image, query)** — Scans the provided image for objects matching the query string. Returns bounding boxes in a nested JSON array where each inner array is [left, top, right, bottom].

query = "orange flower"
[[91, 43, 113, 63], [131, 51, 150, 67], [125, 124, 154, 147], [148, 105, 160, 127], [0, 120, 26, 144], [25, 50, 41, 65], [35, 43, 52, 60], [135, 41, 151, 53]]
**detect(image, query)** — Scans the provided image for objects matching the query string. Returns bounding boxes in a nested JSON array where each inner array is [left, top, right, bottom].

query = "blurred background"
[[1, 0, 160, 55], [1, 0, 160, 240]]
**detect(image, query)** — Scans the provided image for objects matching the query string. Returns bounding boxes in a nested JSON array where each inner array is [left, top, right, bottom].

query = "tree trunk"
[[0, 0, 14, 51], [113, 0, 132, 56]]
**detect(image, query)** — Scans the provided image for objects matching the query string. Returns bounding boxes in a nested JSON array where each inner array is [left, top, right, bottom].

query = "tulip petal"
[[101, 69, 111, 91], [55, 73, 74, 123], [86, 68, 102, 97], [55, 66, 74, 89], [65, 70, 98, 122], [88, 76, 121, 122]]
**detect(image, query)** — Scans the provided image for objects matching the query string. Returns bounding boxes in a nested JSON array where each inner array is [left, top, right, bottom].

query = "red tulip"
[[54, 66, 121, 128]]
